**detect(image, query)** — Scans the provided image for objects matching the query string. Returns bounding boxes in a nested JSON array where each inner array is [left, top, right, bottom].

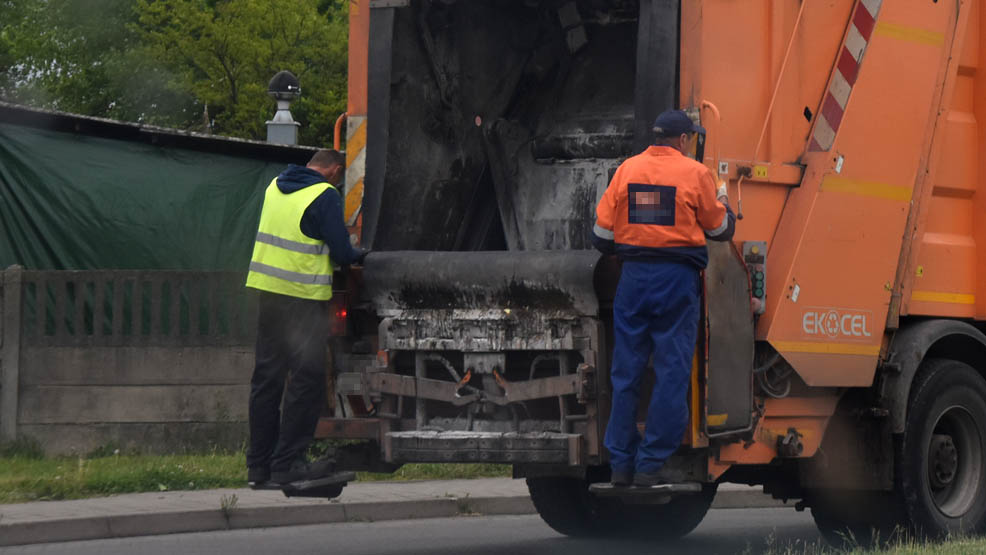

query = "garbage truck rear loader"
[[322, 0, 986, 542]]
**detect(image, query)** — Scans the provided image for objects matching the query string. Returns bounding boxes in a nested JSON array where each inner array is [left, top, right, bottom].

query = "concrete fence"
[[0, 267, 257, 455]]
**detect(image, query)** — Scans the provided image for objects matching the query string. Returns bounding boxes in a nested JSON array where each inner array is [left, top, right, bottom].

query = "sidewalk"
[[0, 479, 786, 547]]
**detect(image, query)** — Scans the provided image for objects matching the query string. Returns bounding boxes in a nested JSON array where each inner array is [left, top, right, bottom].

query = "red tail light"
[[328, 294, 348, 336]]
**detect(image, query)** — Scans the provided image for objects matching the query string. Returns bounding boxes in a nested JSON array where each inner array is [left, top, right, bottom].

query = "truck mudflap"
[[384, 431, 583, 466]]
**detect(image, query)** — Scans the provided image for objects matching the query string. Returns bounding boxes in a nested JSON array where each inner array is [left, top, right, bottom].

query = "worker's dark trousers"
[[604, 260, 700, 476], [246, 291, 329, 473]]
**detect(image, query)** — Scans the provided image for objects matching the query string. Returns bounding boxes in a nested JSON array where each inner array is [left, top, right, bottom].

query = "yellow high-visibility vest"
[[245, 177, 335, 300]]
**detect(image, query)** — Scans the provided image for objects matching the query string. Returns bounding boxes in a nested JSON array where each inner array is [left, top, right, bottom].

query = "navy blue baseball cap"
[[652, 109, 706, 137]]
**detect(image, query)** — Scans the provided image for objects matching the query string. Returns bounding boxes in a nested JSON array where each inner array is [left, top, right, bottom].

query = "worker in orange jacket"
[[592, 109, 735, 487]]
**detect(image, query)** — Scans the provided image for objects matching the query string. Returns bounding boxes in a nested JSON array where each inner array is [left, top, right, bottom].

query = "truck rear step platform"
[[588, 482, 703, 504]]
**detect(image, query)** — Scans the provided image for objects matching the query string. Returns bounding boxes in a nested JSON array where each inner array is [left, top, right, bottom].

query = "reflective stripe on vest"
[[255, 232, 329, 255], [248, 261, 333, 286], [245, 177, 336, 300]]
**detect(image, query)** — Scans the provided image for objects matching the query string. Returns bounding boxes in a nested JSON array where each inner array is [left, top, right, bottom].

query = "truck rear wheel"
[[526, 477, 605, 537], [629, 483, 717, 539], [899, 358, 986, 537], [526, 476, 716, 539]]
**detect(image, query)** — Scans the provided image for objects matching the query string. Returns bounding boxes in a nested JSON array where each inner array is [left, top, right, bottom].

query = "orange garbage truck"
[[320, 0, 986, 542]]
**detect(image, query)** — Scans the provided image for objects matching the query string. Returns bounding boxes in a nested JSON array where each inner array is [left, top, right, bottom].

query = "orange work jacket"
[[593, 146, 730, 269]]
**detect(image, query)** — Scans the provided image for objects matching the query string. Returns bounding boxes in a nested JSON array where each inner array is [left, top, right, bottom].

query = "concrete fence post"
[[1, 265, 23, 441]]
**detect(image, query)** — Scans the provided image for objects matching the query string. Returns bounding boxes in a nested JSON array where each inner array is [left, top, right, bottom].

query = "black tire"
[[526, 476, 716, 539], [526, 477, 605, 537], [631, 483, 717, 540], [898, 358, 986, 537]]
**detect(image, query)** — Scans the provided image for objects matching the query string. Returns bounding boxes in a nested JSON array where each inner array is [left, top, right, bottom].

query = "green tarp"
[[0, 123, 288, 270]]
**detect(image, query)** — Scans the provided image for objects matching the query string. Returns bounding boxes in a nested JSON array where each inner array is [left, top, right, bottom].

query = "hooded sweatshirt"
[[274, 164, 362, 266]]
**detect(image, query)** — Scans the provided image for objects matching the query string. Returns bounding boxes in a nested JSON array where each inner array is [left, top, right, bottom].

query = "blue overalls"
[[603, 259, 701, 475]]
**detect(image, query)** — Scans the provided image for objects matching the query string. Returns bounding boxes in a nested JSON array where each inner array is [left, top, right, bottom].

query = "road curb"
[[0, 489, 782, 547]]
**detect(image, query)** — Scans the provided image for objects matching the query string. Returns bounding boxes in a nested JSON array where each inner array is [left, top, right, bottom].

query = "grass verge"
[[0, 452, 248, 503], [759, 532, 986, 555], [858, 539, 986, 554], [0, 444, 509, 504]]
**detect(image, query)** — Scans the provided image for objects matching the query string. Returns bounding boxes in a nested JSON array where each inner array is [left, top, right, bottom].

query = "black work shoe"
[[271, 458, 336, 485], [247, 467, 270, 486], [611, 469, 633, 486], [633, 471, 666, 487], [271, 460, 310, 485], [308, 457, 337, 477]]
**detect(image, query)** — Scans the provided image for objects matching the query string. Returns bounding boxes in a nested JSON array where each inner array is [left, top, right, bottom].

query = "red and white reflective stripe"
[[809, 0, 883, 152]]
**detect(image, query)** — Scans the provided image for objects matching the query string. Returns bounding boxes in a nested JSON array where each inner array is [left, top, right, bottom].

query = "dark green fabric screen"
[[0, 123, 288, 270]]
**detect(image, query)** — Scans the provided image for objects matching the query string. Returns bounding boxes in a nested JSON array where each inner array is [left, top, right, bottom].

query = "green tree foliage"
[[0, 0, 347, 146], [1, 0, 198, 125], [0, 2, 25, 90]]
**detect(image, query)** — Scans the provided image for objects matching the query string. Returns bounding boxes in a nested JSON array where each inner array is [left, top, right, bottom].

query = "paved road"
[[0, 508, 822, 555]]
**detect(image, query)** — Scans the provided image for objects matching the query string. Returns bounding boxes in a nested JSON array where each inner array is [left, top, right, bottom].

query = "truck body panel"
[[901, 0, 985, 321]]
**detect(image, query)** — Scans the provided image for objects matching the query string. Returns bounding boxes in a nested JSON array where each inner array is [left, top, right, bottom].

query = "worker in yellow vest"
[[245, 149, 366, 486]]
